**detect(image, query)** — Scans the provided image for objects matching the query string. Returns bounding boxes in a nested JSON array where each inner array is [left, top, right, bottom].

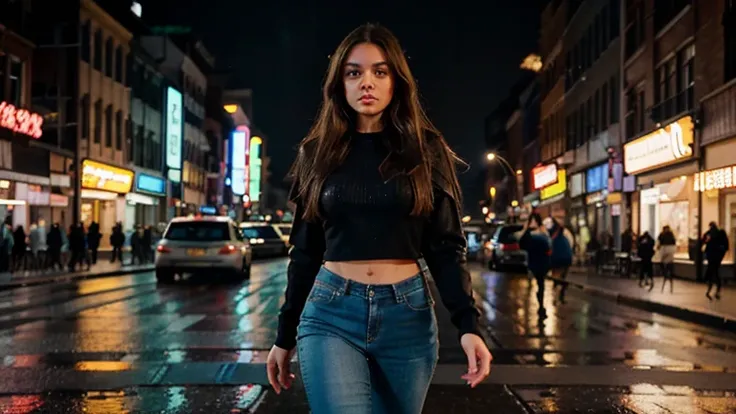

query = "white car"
[[154, 216, 252, 283]]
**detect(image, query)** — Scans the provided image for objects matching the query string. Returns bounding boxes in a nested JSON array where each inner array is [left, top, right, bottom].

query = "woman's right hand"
[[266, 345, 296, 394]]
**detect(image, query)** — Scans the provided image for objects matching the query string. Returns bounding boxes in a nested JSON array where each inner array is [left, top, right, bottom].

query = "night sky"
[[143, 1, 541, 210]]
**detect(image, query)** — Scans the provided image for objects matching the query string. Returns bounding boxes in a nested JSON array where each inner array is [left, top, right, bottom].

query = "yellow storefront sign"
[[81, 159, 135, 194], [623, 115, 694, 175], [541, 169, 566, 200]]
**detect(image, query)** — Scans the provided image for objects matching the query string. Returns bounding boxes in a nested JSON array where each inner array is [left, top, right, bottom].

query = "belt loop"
[[392, 283, 402, 303], [342, 277, 350, 296]]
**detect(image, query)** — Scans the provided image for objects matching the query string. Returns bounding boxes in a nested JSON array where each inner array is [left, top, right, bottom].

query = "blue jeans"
[[297, 266, 439, 414]]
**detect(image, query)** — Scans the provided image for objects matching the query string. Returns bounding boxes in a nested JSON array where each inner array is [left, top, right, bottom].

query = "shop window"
[[8, 56, 23, 106]]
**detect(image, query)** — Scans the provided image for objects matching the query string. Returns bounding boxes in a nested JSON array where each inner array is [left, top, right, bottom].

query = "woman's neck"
[[356, 114, 383, 133]]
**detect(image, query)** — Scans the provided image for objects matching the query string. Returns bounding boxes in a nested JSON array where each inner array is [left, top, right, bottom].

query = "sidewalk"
[[549, 270, 736, 331], [0, 256, 154, 290]]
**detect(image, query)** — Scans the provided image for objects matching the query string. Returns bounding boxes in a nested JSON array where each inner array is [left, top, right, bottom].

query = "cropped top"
[[274, 131, 482, 350]]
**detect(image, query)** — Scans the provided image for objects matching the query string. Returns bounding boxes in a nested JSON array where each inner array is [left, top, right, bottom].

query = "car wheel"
[[156, 269, 175, 284]]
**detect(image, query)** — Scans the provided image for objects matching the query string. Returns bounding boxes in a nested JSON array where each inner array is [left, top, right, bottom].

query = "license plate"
[[187, 248, 206, 257]]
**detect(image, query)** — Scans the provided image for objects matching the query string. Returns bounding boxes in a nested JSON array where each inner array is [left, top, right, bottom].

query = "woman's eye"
[[346, 70, 360, 77], [375, 70, 387, 76]]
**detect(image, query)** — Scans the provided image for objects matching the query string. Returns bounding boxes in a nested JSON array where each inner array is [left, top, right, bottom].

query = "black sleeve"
[[421, 186, 483, 342], [274, 191, 326, 350]]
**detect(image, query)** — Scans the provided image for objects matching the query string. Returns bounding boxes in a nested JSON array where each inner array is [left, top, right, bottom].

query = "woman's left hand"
[[460, 333, 492, 388]]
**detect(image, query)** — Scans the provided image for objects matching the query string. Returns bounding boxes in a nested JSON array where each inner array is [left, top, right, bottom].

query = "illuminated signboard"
[[694, 165, 736, 192], [249, 136, 262, 202], [587, 164, 607, 193], [540, 169, 566, 200], [532, 163, 558, 190], [81, 159, 134, 193], [136, 173, 166, 195], [230, 127, 249, 196], [623, 116, 694, 175], [0, 101, 44, 139], [165, 87, 183, 176]]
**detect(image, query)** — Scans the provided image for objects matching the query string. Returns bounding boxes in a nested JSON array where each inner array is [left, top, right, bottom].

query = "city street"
[[0, 259, 734, 413]]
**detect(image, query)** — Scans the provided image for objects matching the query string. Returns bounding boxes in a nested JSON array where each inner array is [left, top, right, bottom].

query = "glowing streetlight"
[[489, 186, 496, 198], [516, 169, 522, 175], [482, 206, 489, 215], [486, 153, 496, 161], [511, 200, 519, 207]]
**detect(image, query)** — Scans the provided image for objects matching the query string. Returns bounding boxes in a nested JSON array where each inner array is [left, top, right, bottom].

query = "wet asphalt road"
[[0, 258, 735, 413]]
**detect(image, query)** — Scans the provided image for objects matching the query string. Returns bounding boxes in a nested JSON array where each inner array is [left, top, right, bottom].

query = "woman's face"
[[343, 42, 394, 119]]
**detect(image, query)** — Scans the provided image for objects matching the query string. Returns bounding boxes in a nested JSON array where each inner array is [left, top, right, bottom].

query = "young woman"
[[266, 23, 492, 413], [544, 217, 573, 303]]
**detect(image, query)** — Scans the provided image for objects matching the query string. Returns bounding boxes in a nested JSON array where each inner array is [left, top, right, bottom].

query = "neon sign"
[[0, 101, 44, 139], [81, 159, 135, 193], [532, 163, 558, 190], [694, 165, 736, 192]]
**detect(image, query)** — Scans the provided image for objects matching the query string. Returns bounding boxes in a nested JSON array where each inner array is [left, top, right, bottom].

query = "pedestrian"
[[637, 231, 655, 289], [517, 213, 552, 317], [87, 222, 101, 265], [265, 23, 491, 414], [544, 217, 573, 303], [657, 225, 677, 292], [110, 223, 125, 263], [702, 221, 728, 300], [12, 226, 27, 272], [0, 222, 13, 273], [46, 223, 64, 271]]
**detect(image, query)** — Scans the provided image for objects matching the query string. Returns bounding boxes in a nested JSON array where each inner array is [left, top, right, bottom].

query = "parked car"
[[154, 216, 252, 283], [488, 224, 527, 271], [240, 222, 289, 258]]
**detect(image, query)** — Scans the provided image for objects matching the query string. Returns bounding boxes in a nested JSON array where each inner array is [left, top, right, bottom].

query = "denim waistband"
[[316, 266, 426, 301]]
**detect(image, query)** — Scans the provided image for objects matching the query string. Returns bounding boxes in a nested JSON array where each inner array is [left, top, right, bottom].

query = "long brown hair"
[[290, 23, 464, 220]]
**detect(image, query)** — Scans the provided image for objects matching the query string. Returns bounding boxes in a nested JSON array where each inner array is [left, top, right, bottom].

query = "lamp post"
[[486, 152, 520, 216]]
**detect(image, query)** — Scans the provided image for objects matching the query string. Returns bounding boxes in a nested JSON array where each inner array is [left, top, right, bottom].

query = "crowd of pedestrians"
[[0, 216, 158, 275]]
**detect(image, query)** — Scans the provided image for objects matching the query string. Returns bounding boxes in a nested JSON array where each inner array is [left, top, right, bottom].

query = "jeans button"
[[368, 289, 374, 298]]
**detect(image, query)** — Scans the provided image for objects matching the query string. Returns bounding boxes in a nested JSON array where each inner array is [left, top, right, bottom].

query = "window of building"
[[601, 83, 609, 128], [81, 21, 91, 63], [94, 99, 102, 143], [625, 1, 645, 59], [8, 56, 23, 106], [637, 89, 645, 132], [105, 104, 113, 147], [679, 44, 695, 111], [654, 0, 690, 34], [610, 75, 620, 122], [115, 110, 123, 151], [594, 15, 601, 59], [601, 5, 610, 49], [115, 46, 123, 83], [93, 29, 102, 71], [81, 94, 90, 139], [105, 38, 113, 78], [594, 90, 601, 134], [578, 103, 585, 147], [625, 87, 641, 139], [726, 0, 736, 82], [610, 0, 621, 40]]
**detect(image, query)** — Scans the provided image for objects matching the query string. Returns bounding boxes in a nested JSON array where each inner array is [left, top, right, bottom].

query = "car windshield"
[[495, 225, 523, 243], [277, 226, 291, 236], [242, 226, 281, 239], [165, 222, 230, 242]]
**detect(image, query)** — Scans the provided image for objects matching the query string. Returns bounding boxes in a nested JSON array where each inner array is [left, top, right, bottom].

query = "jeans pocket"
[[306, 281, 337, 304], [401, 288, 434, 311]]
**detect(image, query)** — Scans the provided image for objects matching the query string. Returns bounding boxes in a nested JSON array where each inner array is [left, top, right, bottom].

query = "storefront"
[[125, 172, 166, 231], [80, 159, 135, 245], [584, 163, 609, 243], [697, 136, 736, 263], [0, 171, 53, 230], [568, 172, 587, 254], [624, 115, 697, 263], [536, 168, 566, 222]]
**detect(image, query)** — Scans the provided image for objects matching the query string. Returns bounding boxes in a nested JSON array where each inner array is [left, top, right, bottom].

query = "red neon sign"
[[0, 101, 44, 139]]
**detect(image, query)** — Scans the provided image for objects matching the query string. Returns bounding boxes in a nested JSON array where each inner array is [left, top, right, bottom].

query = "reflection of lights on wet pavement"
[[74, 361, 132, 371]]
